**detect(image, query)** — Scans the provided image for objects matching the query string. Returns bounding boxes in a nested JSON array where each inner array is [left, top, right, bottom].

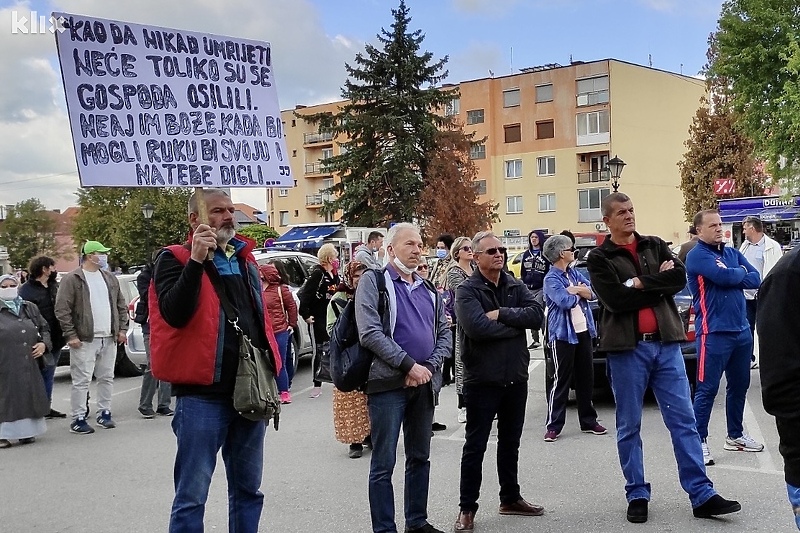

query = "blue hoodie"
[[520, 230, 548, 290], [685, 239, 760, 335]]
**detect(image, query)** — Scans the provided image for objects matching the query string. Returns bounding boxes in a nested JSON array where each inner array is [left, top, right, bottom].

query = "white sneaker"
[[724, 434, 764, 452], [457, 407, 467, 424], [701, 439, 715, 466]]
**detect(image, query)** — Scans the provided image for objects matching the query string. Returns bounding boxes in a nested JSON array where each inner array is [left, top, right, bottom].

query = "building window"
[[292, 150, 297, 157], [279, 211, 289, 226], [577, 110, 610, 136], [506, 196, 523, 214], [538, 193, 556, 212], [576, 75, 609, 106], [466, 109, 484, 125], [536, 120, 555, 139], [505, 159, 523, 179], [470, 143, 486, 160], [537, 156, 556, 176], [474, 179, 487, 195], [578, 187, 611, 222], [321, 148, 333, 160], [504, 124, 521, 143], [535, 84, 553, 103], [503, 88, 520, 108], [291, 119, 296, 127], [278, 188, 288, 197], [445, 98, 460, 116]]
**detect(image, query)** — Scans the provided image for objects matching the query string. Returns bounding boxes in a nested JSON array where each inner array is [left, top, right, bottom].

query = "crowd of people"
[[2, 187, 799, 532]]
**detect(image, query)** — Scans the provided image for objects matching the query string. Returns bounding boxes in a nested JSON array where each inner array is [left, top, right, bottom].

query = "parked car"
[[251, 249, 319, 371], [58, 273, 146, 378], [543, 260, 697, 398]]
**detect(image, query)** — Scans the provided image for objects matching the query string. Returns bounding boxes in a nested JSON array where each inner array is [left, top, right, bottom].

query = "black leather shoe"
[[627, 498, 648, 523], [432, 422, 447, 432], [46, 409, 67, 419], [499, 498, 544, 516], [405, 523, 444, 533], [692, 494, 741, 518], [453, 510, 474, 532]]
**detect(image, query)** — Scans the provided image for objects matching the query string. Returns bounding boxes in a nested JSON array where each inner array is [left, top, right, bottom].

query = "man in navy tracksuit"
[[686, 209, 762, 467]]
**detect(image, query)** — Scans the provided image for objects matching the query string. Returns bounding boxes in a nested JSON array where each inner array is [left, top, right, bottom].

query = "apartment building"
[[266, 59, 705, 246]]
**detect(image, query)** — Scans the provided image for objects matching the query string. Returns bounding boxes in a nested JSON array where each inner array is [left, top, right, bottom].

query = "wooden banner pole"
[[194, 187, 214, 261]]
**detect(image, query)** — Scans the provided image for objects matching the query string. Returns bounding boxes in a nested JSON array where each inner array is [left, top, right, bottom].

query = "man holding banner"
[[151, 188, 275, 532]]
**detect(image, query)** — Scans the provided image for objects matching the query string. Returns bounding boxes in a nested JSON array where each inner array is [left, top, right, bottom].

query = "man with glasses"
[[587, 193, 741, 524], [452, 232, 544, 532], [739, 216, 782, 369]]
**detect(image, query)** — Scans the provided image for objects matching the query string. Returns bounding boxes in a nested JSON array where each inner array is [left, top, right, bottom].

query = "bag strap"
[[202, 261, 241, 330]]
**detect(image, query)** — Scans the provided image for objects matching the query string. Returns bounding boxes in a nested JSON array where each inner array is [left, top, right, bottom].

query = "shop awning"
[[720, 206, 800, 224], [274, 224, 341, 248]]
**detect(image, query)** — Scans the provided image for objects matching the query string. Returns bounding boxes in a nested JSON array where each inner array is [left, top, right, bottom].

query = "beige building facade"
[[266, 59, 705, 247]]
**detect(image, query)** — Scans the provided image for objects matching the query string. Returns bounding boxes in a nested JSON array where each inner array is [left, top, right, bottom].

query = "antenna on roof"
[[649, 54, 652, 67], [510, 46, 513, 74]]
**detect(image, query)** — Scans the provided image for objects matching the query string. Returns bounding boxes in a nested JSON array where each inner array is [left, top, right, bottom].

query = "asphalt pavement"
[[0, 343, 793, 532]]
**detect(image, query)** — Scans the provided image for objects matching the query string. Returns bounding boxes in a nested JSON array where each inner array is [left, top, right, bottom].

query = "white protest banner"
[[53, 13, 292, 188]]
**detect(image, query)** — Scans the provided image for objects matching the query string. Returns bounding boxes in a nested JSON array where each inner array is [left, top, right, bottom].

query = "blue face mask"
[[96, 254, 109, 270], [436, 249, 448, 259]]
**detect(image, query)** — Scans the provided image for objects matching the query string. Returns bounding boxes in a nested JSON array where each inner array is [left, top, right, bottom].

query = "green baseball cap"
[[82, 241, 111, 255]]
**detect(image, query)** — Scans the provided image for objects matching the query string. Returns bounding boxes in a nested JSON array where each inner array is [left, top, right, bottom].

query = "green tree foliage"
[[237, 224, 280, 246], [418, 131, 498, 243], [302, 0, 457, 226], [679, 36, 769, 222], [711, 0, 800, 186], [0, 198, 63, 269], [72, 188, 192, 268]]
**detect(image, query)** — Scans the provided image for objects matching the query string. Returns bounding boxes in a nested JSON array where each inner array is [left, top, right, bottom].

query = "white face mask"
[[392, 256, 416, 276], [0, 286, 18, 300]]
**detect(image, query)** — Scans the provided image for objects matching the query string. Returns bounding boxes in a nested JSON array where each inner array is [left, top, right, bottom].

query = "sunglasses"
[[417, 264, 429, 271], [460, 245, 473, 252], [477, 246, 507, 256]]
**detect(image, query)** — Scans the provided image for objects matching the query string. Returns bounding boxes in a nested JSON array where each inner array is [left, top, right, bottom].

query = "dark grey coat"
[[0, 302, 52, 423]]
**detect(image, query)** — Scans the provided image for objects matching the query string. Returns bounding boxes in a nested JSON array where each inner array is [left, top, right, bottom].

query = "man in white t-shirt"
[[55, 241, 129, 434], [739, 216, 783, 368]]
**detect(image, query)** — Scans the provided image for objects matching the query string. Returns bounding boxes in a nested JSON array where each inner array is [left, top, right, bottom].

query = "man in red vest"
[[150, 188, 276, 533]]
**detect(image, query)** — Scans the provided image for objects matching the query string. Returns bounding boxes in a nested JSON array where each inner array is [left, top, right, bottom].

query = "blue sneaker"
[[70, 417, 95, 434], [96, 410, 116, 429]]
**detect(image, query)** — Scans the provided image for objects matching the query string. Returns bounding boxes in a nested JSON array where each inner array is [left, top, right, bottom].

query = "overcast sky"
[[0, 0, 723, 212]]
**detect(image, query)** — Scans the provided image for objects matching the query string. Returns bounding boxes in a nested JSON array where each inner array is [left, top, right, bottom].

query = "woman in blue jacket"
[[542, 235, 606, 442]]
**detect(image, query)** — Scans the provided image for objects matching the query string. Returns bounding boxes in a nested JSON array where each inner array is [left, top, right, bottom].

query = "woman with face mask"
[[0, 274, 52, 448], [298, 243, 341, 398]]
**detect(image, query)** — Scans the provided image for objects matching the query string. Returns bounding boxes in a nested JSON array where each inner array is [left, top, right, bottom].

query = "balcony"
[[578, 208, 603, 223], [304, 161, 332, 175], [303, 131, 334, 145], [577, 170, 610, 184], [305, 193, 334, 207]]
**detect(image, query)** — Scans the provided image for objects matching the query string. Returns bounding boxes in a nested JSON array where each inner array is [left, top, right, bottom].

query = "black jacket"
[[134, 264, 152, 334], [298, 265, 340, 341], [586, 233, 687, 352], [757, 246, 800, 420], [19, 277, 64, 353], [455, 269, 543, 386]]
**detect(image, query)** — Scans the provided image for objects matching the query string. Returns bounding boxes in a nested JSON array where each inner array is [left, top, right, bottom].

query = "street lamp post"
[[605, 155, 626, 192], [141, 203, 155, 264]]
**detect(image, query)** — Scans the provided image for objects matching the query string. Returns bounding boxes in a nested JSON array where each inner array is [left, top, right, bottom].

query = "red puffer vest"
[[149, 243, 281, 385]]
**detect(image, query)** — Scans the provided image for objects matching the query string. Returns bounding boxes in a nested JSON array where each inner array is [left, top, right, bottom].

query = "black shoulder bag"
[[204, 263, 280, 429]]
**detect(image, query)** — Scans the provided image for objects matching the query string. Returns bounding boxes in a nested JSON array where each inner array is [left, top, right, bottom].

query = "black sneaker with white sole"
[[70, 418, 95, 435], [96, 410, 116, 429]]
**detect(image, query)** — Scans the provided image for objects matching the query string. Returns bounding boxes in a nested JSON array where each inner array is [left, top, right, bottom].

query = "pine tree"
[[302, 0, 457, 226], [678, 35, 768, 222]]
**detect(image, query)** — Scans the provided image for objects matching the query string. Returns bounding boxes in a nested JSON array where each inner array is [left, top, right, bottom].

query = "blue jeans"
[[273, 330, 290, 393], [40, 354, 58, 402], [460, 382, 528, 512], [285, 332, 295, 386], [607, 341, 716, 508], [169, 396, 266, 533], [693, 330, 752, 440], [367, 384, 434, 533]]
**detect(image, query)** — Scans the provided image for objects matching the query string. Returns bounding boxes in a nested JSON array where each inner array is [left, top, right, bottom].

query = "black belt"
[[637, 332, 661, 342]]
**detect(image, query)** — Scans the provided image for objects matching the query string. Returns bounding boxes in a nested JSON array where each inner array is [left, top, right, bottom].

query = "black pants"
[[545, 331, 597, 433], [459, 382, 527, 513], [745, 298, 758, 361], [442, 326, 456, 384], [777, 416, 800, 486]]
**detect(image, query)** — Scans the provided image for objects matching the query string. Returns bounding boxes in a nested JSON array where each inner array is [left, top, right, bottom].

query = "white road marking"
[[60, 384, 141, 402], [743, 398, 778, 473], [712, 464, 783, 476]]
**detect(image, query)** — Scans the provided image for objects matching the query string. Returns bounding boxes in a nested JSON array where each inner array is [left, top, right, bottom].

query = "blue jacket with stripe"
[[685, 240, 760, 335]]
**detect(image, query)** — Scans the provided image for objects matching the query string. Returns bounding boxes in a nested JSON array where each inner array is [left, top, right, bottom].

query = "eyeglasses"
[[460, 245, 473, 252], [477, 246, 507, 256], [417, 264, 429, 271]]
